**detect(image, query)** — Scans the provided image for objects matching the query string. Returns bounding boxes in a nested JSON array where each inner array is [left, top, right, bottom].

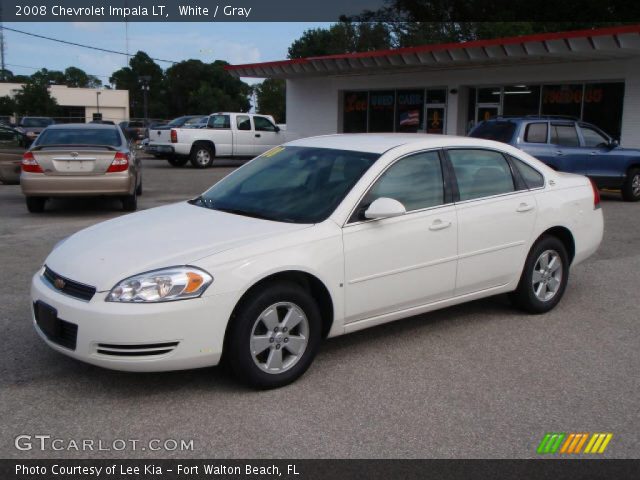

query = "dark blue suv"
[[469, 117, 640, 201]]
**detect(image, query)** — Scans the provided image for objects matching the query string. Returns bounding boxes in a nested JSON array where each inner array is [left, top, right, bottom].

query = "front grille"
[[96, 342, 179, 357], [33, 302, 78, 350], [43, 266, 96, 301]]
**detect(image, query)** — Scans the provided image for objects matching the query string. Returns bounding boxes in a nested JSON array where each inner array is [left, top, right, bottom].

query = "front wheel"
[[510, 236, 569, 314], [226, 282, 322, 389], [622, 168, 640, 202]]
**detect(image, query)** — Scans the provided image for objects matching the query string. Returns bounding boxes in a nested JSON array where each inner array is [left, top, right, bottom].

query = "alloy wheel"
[[532, 249, 563, 302]]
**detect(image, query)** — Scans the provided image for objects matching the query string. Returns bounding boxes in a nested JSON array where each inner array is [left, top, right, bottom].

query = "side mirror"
[[364, 197, 406, 220], [274, 125, 280, 132], [608, 139, 619, 149]]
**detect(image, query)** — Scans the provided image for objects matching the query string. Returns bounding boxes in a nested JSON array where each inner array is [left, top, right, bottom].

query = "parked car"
[[118, 120, 148, 142], [31, 134, 602, 388], [16, 117, 55, 141], [0, 125, 30, 184], [21, 123, 142, 212], [146, 112, 283, 168], [469, 116, 640, 201]]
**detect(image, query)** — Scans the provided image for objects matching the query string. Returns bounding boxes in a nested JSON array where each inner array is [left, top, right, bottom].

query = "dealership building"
[[0, 83, 129, 123], [227, 24, 640, 147]]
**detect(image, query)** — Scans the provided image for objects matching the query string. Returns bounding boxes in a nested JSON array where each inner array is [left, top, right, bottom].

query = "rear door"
[[233, 115, 254, 156], [252, 116, 282, 155], [447, 148, 537, 295], [548, 122, 587, 174]]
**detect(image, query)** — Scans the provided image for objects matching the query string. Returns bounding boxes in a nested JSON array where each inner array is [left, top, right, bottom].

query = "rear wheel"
[[510, 235, 569, 314], [122, 189, 137, 212], [622, 168, 640, 202], [167, 156, 189, 167], [190, 144, 214, 168], [226, 282, 321, 389], [26, 197, 46, 213], [136, 178, 143, 196]]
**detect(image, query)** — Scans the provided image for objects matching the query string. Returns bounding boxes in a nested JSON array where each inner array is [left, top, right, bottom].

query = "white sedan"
[[31, 134, 603, 388]]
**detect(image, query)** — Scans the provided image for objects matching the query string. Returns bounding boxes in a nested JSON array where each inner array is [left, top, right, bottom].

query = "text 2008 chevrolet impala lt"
[[31, 134, 603, 388]]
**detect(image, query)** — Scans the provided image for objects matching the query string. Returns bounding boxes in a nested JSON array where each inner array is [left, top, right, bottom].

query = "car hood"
[[44, 202, 310, 292]]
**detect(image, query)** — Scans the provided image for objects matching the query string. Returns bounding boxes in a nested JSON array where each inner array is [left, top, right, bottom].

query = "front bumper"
[[21, 172, 134, 197], [31, 270, 237, 372]]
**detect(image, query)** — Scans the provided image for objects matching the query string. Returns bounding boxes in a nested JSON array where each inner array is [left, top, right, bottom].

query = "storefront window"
[[502, 85, 540, 116], [343, 91, 368, 133], [541, 84, 582, 118], [396, 90, 424, 133], [368, 91, 395, 132], [478, 87, 501, 103], [582, 83, 624, 139], [426, 88, 447, 104]]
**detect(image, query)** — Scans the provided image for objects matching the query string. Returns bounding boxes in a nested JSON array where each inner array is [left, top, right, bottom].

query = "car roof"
[[46, 123, 118, 130], [284, 133, 510, 154]]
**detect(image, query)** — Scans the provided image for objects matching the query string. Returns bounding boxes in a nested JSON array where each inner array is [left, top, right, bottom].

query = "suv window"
[[362, 151, 444, 212], [208, 115, 230, 129], [448, 149, 515, 201], [469, 121, 517, 143], [236, 115, 251, 131], [510, 156, 545, 189], [524, 123, 548, 143], [550, 124, 579, 147], [580, 125, 609, 148], [254, 116, 277, 132]]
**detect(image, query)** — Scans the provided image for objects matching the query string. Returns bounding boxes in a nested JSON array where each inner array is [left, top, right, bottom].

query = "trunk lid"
[[32, 147, 120, 176]]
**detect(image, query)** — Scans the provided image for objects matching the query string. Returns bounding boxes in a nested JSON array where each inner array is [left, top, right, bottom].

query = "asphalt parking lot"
[[1, 156, 639, 459]]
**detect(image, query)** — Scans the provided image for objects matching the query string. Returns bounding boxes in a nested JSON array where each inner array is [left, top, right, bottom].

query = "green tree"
[[14, 77, 59, 116], [110, 51, 166, 118], [0, 69, 14, 82], [164, 60, 250, 116], [64, 67, 102, 88], [255, 78, 285, 123], [288, 22, 393, 58], [0, 96, 16, 116], [30, 68, 66, 85]]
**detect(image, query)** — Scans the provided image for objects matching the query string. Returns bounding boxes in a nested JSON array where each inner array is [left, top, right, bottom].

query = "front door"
[[343, 150, 457, 323], [548, 122, 587, 174], [252, 116, 282, 155]]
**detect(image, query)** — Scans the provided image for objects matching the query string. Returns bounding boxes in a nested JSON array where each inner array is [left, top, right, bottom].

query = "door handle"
[[555, 150, 564, 156], [429, 219, 452, 231], [516, 203, 535, 213], [255, 134, 261, 138]]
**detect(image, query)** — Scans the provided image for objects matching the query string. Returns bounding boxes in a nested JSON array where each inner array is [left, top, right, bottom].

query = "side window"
[[524, 123, 548, 143], [236, 115, 251, 131], [550, 124, 579, 147], [254, 116, 277, 132], [510, 156, 545, 189], [448, 149, 515, 201], [580, 125, 609, 148], [362, 151, 444, 212], [208, 115, 230, 129]]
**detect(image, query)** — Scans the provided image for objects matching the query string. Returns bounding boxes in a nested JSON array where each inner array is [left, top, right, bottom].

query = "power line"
[[0, 25, 177, 64]]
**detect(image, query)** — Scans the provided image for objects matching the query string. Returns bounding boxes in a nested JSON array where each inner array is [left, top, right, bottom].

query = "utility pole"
[[96, 91, 101, 113], [0, 3, 6, 81]]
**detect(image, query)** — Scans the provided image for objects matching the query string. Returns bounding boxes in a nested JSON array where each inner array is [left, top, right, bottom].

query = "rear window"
[[36, 128, 122, 147], [22, 118, 53, 127], [524, 123, 548, 143], [469, 121, 516, 144]]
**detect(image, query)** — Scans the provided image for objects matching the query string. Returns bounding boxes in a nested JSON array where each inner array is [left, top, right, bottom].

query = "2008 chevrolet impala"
[[31, 134, 603, 388]]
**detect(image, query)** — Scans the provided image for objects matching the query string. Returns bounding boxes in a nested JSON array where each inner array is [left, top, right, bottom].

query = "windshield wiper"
[[213, 207, 277, 221]]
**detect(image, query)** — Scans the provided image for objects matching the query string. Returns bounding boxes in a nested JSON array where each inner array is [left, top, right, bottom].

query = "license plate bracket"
[[35, 301, 60, 338]]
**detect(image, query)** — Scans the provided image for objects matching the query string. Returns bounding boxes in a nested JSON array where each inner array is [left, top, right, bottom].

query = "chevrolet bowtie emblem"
[[54, 278, 65, 290]]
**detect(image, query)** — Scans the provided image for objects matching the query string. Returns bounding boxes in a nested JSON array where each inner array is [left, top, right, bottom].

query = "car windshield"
[[22, 118, 53, 127], [469, 121, 517, 143], [36, 128, 122, 147], [192, 146, 379, 223]]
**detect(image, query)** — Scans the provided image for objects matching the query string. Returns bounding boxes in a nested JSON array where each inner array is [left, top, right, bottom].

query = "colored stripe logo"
[[537, 433, 613, 454]]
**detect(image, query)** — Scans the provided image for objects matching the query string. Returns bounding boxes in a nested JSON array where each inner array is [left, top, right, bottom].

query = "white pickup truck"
[[145, 112, 286, 168]]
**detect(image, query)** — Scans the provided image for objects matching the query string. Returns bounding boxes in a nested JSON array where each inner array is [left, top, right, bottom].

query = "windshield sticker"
[[262, 146, 285, 158]]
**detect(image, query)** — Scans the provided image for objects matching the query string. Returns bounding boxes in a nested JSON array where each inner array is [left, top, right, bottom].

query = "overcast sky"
[[2, 22, 330, 84]]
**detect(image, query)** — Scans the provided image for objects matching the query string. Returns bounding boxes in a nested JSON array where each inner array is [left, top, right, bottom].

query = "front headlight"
[[106, 266, 213, 303]]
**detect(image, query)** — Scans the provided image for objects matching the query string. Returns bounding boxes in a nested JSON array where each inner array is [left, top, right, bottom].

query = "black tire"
[[226, 282, 322, 389], [510, 235, 569, 314], [26, 196, 46, 213], [167, 156, 189, 167], [136, 178, 143, 196], [122, 189, 137, 212], [621, 168, 640, 202], [190, 143, 214, 168]]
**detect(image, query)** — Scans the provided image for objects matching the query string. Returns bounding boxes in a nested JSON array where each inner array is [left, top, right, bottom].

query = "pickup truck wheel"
[[167, 157, 188, 167], [190, 145, 214, 168], [621, 168, 640, 202]]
